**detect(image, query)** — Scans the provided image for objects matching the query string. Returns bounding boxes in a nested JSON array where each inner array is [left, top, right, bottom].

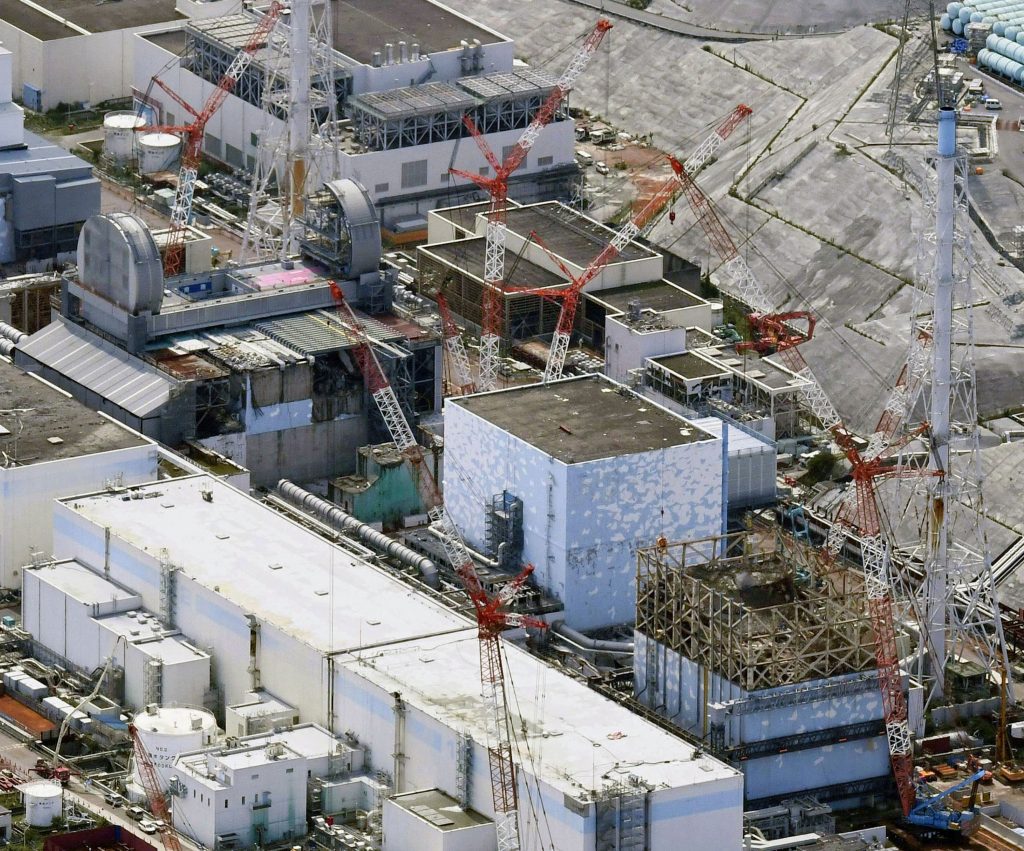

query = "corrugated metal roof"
[[254, 310, 403, 357], [18, 319, 176, 418]]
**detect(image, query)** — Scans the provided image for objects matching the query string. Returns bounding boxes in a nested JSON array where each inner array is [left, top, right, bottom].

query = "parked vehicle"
[[595, 161, 609, 175], [127, 806, 146, 821]]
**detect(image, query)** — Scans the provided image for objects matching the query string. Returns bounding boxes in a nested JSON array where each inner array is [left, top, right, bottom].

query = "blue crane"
[[905, 769, 986, 835]]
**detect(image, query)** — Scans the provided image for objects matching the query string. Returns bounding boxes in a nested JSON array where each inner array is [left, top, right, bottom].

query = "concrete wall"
[[635, 634, 891, 804], [1, 24, 179, 111], [169, 751, 308, 848], [0, 440, 158, 588], [444, 393, 723, 629], [604, 316, 687, 384]]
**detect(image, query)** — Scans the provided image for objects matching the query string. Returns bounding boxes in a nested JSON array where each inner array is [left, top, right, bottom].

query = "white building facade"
[[444, 375, 725, 630], [50, 474, 744, 851]]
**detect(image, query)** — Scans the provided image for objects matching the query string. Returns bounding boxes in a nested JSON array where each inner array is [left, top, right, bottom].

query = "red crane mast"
[[329, 284, 543, 851], [128, 723, 183, 851], [138, 3, 283, 275]]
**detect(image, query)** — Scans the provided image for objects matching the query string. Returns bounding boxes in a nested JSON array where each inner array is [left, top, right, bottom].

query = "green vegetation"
[[802, 451, 837, 485], [21, 98, 132, 137], [624, 0, 652, 8]]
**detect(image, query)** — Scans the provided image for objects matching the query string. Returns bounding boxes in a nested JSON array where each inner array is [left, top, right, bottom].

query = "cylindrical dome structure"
[[138, 133, 181, 175], [22, 781, 62, 827], [103, 112, 145, 163], [131, 705, 218, 790]]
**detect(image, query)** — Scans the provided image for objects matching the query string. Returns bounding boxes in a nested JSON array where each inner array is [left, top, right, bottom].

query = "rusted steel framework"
[[636, 531, 876, 693]]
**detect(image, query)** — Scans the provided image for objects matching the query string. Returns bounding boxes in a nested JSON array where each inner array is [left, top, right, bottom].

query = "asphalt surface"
[[0, 726, 198, 850]]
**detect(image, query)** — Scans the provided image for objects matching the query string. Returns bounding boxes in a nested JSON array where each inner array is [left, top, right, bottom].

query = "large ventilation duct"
[[277, 480, 437, 586]]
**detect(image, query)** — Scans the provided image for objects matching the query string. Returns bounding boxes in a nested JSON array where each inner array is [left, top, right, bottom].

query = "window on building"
[[225, 144, 243, 168], [374, 182, 389, 194], [286, 768, 294, 774], [251, 774, 259, 780], [205, 135, 223, 160], [224, 800, 229, 808], [478, 166, 489, 176], [166, 112, 175, 127], [193, 790, 196, 799], [537, 155, 554, 167], [502, 145, 516, 162], [401, 159, 428, 189], [250, 132, 259, 147], [440, 172, 451, 183], [242, 796, 246, 805]]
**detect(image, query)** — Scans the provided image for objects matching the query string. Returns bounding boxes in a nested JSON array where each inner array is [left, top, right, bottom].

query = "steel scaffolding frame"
[[636, 531, 875, 692]]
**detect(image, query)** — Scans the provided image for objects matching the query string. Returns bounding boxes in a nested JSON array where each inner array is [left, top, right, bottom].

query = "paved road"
[[563, 0, 774, 40]]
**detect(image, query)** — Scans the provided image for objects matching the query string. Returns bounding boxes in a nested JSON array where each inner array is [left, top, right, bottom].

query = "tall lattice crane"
[[138, 3, 283, 275], [436, 292, 475, 396], [129, 722, 183, 851], [449, 19, 612, 392], [671, 149, 929, 816], [515, 105, 751, 383], [329, 283, 544, 851]]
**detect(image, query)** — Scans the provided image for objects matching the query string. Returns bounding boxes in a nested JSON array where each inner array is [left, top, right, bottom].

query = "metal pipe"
[[0, 340, 15, 358], [425, 523, 500, 569], [551, 621, 634, 653], [0, 321, 26, 344], [277, 480, 437, 586]]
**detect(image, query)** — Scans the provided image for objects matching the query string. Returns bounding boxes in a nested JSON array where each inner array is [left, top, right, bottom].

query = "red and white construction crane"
[[328, 283, 544, 851], [516, 106, 752, 383], [449, 19, 612, 393], [682, 104, 753, 177], [520, 156, 687, 382], [672, 154, 928, 816], [138, 3, 283, 275], [129, 722, 183, 851]]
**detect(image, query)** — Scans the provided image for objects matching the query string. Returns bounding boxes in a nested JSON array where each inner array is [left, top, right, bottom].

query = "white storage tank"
[[20, 780, 62, 827], [103, 112, 145, 163], [138, 132, 181, 174], [131, 705, 217, 790]]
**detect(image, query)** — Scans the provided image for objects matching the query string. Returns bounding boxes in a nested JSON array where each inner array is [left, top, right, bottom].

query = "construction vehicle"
[[905, 769, 986, 835], [30, 758, 70, 785]]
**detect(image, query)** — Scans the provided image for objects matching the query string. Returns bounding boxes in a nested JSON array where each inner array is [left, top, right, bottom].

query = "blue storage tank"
[[948, 1, 962, 13], [989, 31, 1001, 46], [992, 17, 1002, 31], [954, 18, 965, 32], [1006, 24, 1021, 37], [961, 7, 974, 22]]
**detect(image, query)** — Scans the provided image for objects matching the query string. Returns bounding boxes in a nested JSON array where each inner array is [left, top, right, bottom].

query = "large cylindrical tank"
[[103, 112, 145, 163], [953, 18, 965, 33], [131, 705, 218, 790], [137, 132, 181, 174], [22, 781, 62, 827]]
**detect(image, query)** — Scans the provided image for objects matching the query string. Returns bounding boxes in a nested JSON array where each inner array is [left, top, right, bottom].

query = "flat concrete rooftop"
[[390, 790, 491, 832], [504, 203, 657, 269], [328, 0, 502, 66], [0, 0, 182, 40], [341, 630, 740, 798], [591, 279, 704, 313], [422, 239, 566, 291], [59, 475, 473, 654], [144, 29, 188, 56], [0, 360, 149, 467], [653, 351, 729, 380], [451, 373, 714, 463]]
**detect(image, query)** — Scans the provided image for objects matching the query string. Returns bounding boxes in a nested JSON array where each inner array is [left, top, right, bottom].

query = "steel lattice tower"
[[893, 107, 1010, 709], [242, 0, 340, 262]]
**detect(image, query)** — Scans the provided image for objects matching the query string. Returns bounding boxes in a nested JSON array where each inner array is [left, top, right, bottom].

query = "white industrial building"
[[633, 529, 908, 810], [49, 473, 744, 850], [0, 0, 195, 111], [133, 0, 578, 229], [22, 559, 212, 710], [169, 724, 361, 849], [443, 374, 725, 630], [0, 359, 158, 588]]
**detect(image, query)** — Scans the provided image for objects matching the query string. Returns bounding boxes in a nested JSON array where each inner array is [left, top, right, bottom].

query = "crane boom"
[[328, 284, 544, 850], [436, 293, 476, 395], [682, 104, 753, 177], [129, 722, 183, 851], [139, 3, 283, 275], [449, 20, 612, 392]]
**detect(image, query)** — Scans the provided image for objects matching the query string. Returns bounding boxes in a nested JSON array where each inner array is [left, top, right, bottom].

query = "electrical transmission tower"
[[892, 106, 1010, 708], [242, 0, 341, 262]]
